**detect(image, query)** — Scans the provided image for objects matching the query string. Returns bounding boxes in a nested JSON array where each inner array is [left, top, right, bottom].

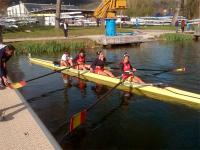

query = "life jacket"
[[122, 62, 131, 72], [77, 55, 85, 64]]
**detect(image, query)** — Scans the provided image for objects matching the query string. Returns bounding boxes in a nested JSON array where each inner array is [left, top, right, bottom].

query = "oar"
[[86, 60, 114, 65], [151, 68, 186, 76], [68, 78, 126, 133], [54, 60, 114, 65], [110, 67, 186, 73], [8, 63, 79, 89]]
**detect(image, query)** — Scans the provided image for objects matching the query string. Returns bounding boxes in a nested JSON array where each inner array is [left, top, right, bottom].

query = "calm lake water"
[[8, 41, 200, 149]]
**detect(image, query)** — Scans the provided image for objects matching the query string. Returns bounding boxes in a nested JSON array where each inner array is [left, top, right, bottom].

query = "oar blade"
[[174, 68, 186, 72], [8, 80, 27, 89], [69, 109, 87, 132]]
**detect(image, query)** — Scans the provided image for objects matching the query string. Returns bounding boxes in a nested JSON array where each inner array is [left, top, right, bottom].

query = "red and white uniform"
[[120, 62, 134, 80], [61, 54, 72, 66], [74, 55, 85, 65]]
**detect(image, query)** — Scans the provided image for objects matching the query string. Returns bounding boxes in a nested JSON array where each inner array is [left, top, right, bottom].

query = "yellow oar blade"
[[69, 110, 87, 132], [8, 80, 27, 89], [174, 68, 186, 72]]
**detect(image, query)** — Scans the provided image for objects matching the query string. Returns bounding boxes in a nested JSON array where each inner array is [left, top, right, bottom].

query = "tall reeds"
[[13, 39, 97, 54], [160, 33, 193, 41]]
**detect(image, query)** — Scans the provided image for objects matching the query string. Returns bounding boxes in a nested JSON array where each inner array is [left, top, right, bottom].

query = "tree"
[[55, 0, 61, 29], [0, 0, 9, 43], [198, 1, 200, 18], [172, 0, 182, 25], [184, 0, 200, 19]]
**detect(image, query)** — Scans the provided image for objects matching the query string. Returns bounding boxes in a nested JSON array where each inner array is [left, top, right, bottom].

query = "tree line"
[[125, 0, 199, 19]]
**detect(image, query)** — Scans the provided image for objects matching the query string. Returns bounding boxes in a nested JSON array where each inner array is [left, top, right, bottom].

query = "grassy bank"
[[160, 33, 193, 41], [3, 25, 179, 39], [3, 26, 133, 39], [13, 39, 97, 54], [140, 25, 176, 30]]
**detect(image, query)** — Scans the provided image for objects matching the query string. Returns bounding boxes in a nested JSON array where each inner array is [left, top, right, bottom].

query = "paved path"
[[3, 35, 103, 43], [0, 87, 61, 150], [3, 30, 175, 43]]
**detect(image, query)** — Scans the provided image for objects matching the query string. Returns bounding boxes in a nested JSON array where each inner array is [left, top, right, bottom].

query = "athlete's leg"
[[103, 70, 115, 77]]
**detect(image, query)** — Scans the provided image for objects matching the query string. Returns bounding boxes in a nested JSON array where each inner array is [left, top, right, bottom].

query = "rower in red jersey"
[[90, 50, 115, 77], [120, 53, 144, 84], [73, 49, 90, 70]]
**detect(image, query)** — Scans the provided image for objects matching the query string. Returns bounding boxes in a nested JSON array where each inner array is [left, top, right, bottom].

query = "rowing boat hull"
[[29, 58, 200, 106]]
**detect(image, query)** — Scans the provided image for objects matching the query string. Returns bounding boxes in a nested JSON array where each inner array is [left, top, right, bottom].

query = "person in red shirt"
[[90, 51, 114, 77], [120, 53, 144, 84], [181, 19, 186, 33], [73, 49, 90, 70]]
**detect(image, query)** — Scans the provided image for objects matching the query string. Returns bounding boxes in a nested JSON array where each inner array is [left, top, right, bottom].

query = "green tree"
[[126, 0, 155, 16], [172, 0, 182, 25], [0, 0, 9, 43], [184, 0, 200, 19], [55, 0, 61, 29]]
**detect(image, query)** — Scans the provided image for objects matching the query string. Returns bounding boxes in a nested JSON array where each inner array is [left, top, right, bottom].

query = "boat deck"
[[0, 87, 61, 149]]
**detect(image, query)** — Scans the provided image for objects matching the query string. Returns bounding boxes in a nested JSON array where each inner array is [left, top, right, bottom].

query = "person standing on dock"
[[63, 20, 69, 38], [135, 18, 139, 29], [175, 20, 179, 33], [181, 20, 186, 33], [0, 44, 15, 89]]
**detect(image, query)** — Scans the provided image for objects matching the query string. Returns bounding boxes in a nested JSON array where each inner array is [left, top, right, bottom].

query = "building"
[[7, 1, 95, 26], [7, 1, 94, 17]]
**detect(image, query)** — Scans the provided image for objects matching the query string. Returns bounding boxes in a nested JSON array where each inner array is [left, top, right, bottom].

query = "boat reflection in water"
[[91, 84, 109, 97], [60, 86, 137, 149], [62, 74, 87, 98]]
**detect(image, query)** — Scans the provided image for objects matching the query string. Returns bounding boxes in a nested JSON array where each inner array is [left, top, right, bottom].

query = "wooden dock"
[[91, 35, 146, 46], [0, 87, 61, 150]]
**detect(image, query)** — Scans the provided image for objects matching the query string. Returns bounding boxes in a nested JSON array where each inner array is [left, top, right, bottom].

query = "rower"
[[90, 51, 115, 77], [60, 52, 73, 67], [60, 52, 73, 85], [73, 49, 90, 70], [120, 53, 144, 84]]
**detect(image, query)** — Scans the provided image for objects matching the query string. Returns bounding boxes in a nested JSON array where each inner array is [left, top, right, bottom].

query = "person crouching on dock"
[[120, 53, 144, 84], [73, 49, 90, 70], [90, 51, 115, 77]]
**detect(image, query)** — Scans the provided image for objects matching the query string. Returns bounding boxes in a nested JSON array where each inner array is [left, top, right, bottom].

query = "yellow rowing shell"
[[29, 58, 200, 107]]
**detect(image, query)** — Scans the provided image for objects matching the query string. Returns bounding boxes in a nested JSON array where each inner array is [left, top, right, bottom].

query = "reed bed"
[[13, 39, 97, 54], [160, 33, 193, 41]]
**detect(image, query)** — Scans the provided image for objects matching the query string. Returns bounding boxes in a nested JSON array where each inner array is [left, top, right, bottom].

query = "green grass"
[[120, 25, 176, 30], [13, 39, 97, 54], [160, 33, 193, 41], [3, 25, 180, 39], [3, 26, 133, 39], [140, 25, 176, 30]]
